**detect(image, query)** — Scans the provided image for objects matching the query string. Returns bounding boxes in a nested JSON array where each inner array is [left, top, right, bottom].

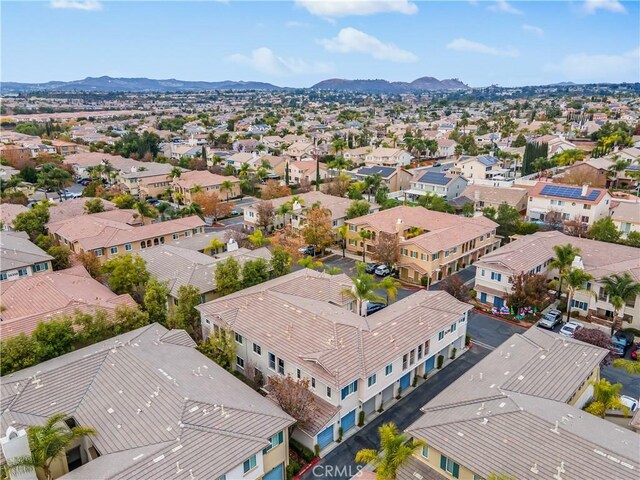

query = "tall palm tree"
[[156, 201, 171, 221], [205, 238, 225, 255], [613, 358, 640, 375], [167, 166, 182, 180], [221, 180, 234, 202], [336, 225, 348, 258], [600, 272, 640, 329], [549, 244, 581, 299], [239, 162, 253, 178], [180, 202, 204, 219], [247, 229, 268, 248], [7, 413, 96, 480], [364, 174, 383, 202], [298, 255, 323, 271], [358, 230, 372, 262], [355, 422, 423, 480], [379, 276, 401, 304], [276, 202, 293, 228], [324, 266, 343, 275], [329, 156, 348, 176], [190, 184, 204, 195], [342, 263, 386, 316], [584, 378, 629, 418], [133, 201, 157, 220], [562, 268, 594, 322]]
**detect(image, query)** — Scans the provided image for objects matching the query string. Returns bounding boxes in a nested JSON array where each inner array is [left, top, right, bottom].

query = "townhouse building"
[[460, 184, 529, 215], [172, 170, 241, 204], [610, 200, 640, 237], [526, 182, 611, 226], [402, 328, 636, 480], [349, 165, 413, 193], [345, 206, 500, 286], [364, 147, 413, 167], [197, 269, 471, 452], [343, 146, 372, 165], [49, 139, 79, 156], [47, 209, 207, 263], [474, 231, 640, 327], [404, 171, 468, 201], [0, 324, 294, 480], [0, 231, 53, 281]]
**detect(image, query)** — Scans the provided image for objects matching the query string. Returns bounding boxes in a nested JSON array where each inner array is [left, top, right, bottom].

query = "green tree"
[[242, 258, 270, 288], [562, 268, 594, 322], [342, 262, 386, 316], [297, 255, 323, 271], [32, 319, 75, 362], [418, 193, 454, 214], [588, 217, 621, 243], [484, 202, 521, 240], [336, 224, 348, 258], [101, 254, 150, 296], [36, 163, 72, 194], [221, 180, 235, 202], [13, 201, 50, 239], [7, 413, 96, 480], [204, 237, 225, 255], [270, 246, 292, 278], [215, 257, 241, 296], [585, 378, 629, 418], [549, 244, 581, 299], [378, 276, 401, 304], [354, 422, 424, 480], [167, 285, 202, 340], [198, 327, 236, 371], [625, 231, 640, 248], [358, 229, 372, 262], [47, 246, 71, 270], [0, 334, 38, 375], [461, 202, 475, 217], [247, 229, 269, 248], [112, 193, 137, 209], [73, 310, 112, 346], [34, 234, 53, 251], [600, 272, 640, 327], [144, 277, 170, 325], [613, 358, 640, 375], [83, 198, 105, 214], [511, 133, 527, 147], [346, 200, 371, 220]]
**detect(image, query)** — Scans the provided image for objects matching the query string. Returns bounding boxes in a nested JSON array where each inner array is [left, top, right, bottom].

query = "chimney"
[[395, 217, 404, 234], [581, 184, 589, 197]]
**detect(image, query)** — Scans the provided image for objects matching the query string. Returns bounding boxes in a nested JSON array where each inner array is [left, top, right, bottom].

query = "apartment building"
[[461, 184, 529, 214], [364, 147, 413, 167], [172, 170, 241, 204], [474, 231, 640, 327], [526, 182, 611, 226], [610, 200, 640, 238], [47, 209, 207, 262], [345, 206, 500, 286], [0, 231, 53, 281], [197, 269, 471, 452], [401, 328, 637, 480], [0, 324, 294, 480]]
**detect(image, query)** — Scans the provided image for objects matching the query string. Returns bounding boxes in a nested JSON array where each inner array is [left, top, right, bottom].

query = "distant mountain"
[[311, 76, 469, 92], [2, 76, 283, 93]]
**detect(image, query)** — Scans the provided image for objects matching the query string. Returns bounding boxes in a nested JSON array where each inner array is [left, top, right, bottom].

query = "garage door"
[[317, 425, 334, 449], [381, 384, 394, 403], [399, 372, 411, 390], [425, 355, 435, 373], [341, 409, 356, 433], [264, 463, 284, 480], [363, 397, 376, 416]]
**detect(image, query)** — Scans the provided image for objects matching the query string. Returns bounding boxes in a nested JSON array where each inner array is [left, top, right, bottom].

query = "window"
[[253, 343, 262, 355], [402, 354, 408, 369], [243, 455, 257, 474], [440, 455, 460, 478], [184, 230, 191, 238], [581, 215, 590, 223], [424, 340, 430, 355], [438, 330, 446, 341], [451, 322, 457, 333], [125, 243, 132, 251], [311, 377, 316, 388], [571, 300, 588, 311], [0, 273, 7, 281], [401, 248, 408, 256], [278, 358, 285, 375], [490, 272, 502, 281], [235, 333, 243, 344], [341, 380, 358, 400], [385, 364, 393, 376], [421, 253, 427, 261], [110, 246, 118, 254], [18, 268, 28, 277], [296, 368, 301, 379], [367, 374, 377, 387], [444, 250, 450, 258], [421, 445, 429, 458], [326, 387, 332, 398], [411, 251, 418, 259], [173, 233, 179, 240], [269, 352, 276, 370], [481, 269, 485, 277], [349, 224, 356, 232], [34, 262, 49, 272], [236, 356, 245, 369], [95, 249, 103, 257], [140, 242, 146, 249], [432, 252, 439, 261], [417, 344, 423, 360], [409, 350, 415, 365], [583, 204, 591, 210], [263, 431, 284, 454]]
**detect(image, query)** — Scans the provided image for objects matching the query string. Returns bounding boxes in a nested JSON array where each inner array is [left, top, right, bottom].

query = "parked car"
[[298, 245, 315, 256], [76, 178, 89, 184], [610, 331, 634, 357], [230, 209, 240, 216], [621, 396, 639, 413], [630, 343, 639, 361], [146, 198, 160, 206], [537, 309, 563, 329], [374, 265, 391, 277], [365, 263, 380, 274], [559, 320, 583, 337], [366, 302, 387, 315]]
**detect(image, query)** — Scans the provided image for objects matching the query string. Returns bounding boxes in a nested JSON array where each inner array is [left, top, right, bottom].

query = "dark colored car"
[[298, 245, 315, 256], [366, 302, 387, 315], [611, 331, 634, 357], [365, 263, 380, 274]]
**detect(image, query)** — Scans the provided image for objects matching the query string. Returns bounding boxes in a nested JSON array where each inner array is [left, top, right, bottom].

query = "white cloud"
[[446, 38, 519, 57], [583, 0, 627, 14], [522, 24, 544, 36], [487, 0, 523, 15], [546, 48, 639, 82], [228, 47, 332, 77], [319, 27, 418, 63], [50, 0, 103, 11], [296, 0, 418, 17]]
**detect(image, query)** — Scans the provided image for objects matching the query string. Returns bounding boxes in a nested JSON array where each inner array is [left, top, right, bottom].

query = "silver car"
[[538, 309, 562, 329]]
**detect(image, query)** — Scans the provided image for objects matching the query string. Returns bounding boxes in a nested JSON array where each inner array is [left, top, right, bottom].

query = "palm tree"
[[298, 255, 323, 271], [7, 413, 96, 480], [167, 166, 182, 180], [355, 422, 423, 480], [205, 238, 225, 255], [276, 202, 292, 228], [342, 263, 386, 316], [600, 272, 640, 329], [248, 229, 268, 248], [364, 174, 383, 202], [239, 162, 253, 178], [133, 201, 157, 220], [608, 159, 629, 188], [180, 202, 204, 219], [562, 268, 594, 322], [358, 230, 372, 262], [329, 156, 349, 176], [549, 244, 581, 299], [190, 184, 204, 195], [613, 358, 640, 375], [584, 378, 629, 418], [331, 138, 348, 157], [379, 276, 401, 304], [324, 266, 343, 275], [221, 180, 234, 202], [336, 225, 348, 258]]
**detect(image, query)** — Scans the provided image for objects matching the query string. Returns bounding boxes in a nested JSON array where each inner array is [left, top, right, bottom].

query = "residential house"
[[0, 265, 136, 338], [0, 323, 294, 480], [243, 190, 379, 233], [345, 206, 500, 286], [138, 174, 173, 199], [454, 155, 507, 181], [436, 139, 457, 158], [172, 170, 241, 204], [364, 147, 413, 167], [288, 161, 328, 185], [461, 184, 529, 214], [47, 209, 207, 262], [559, 157, 610, 188], [534, 134, 576, 156], [260, 135, 284, 150], [349, 166, 413, 193], [1, 204, 28, 230], [49, 140, 79, 156], [48, 197, 117, 224], [232, 138, 259, 153], [343, 146, 372, 165], [610, 200, 640, 237], [0, 144, 32, 164], [197, 269, 471, 451], [227, 152, 257, 171], [401, 328, 636, 480], [139, 243, 271, 305], [286, 142, 315, 161], [0, 231, 53, 281], [526, 182, 611, 226], [405, 171, 468, 201], [474, 230, 640, 327]]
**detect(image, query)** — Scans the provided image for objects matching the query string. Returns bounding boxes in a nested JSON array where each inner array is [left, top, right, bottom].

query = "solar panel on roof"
[[539, 185, 600, 201], [418, 172, 450, 185]]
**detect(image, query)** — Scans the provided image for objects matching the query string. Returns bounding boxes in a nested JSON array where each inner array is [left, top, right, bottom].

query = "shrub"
[[337, 427, 343, 443], [450, 347, 457, 360], [465, 334, 472, 346], [468, 289, 477, 298], [314, 444, 320, 458], [557, 300, 567, 313], [358, 411, 365, 427], [437, 355, 444, 369], [420, 276, 429, 287], [290, 438, 316, 463], [412, 376, 418, 387], [286, 460, 301, 480]]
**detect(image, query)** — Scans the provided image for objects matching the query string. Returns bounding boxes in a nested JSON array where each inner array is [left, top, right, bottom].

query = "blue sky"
[[2, 1, 639, 87]]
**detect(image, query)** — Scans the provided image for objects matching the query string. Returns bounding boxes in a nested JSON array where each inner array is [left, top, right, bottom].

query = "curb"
[[472, 308, 532, 328], [294, 458, 321, 480]]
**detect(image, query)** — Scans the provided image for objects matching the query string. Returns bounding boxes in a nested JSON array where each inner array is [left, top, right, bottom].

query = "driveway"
[[300, 346, 493, 480]]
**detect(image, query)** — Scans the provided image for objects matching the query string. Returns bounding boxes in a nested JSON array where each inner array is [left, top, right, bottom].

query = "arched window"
[[140, 242, 146, 249], [154, 238, 159, 246]]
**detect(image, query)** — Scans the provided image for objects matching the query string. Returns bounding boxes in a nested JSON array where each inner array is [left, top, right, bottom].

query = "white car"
[[621, 396, 638, 413], [559, 320, 583, 337]]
